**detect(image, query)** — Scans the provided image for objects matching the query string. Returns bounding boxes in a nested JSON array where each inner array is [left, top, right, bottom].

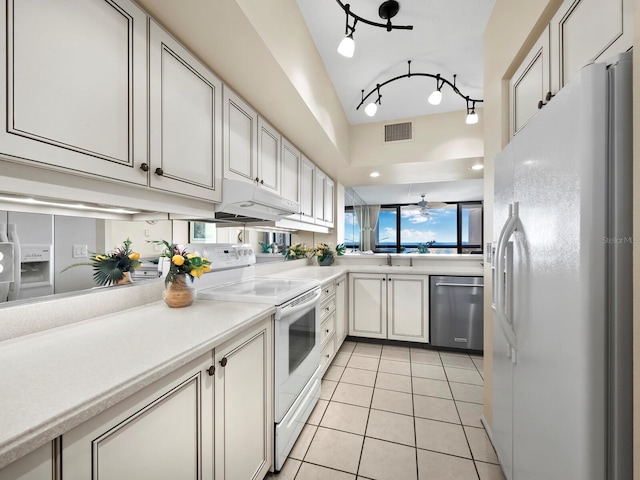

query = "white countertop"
[[0, 298, 274, 469]]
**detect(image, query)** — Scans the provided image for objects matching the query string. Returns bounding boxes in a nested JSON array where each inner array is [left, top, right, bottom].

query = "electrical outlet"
[[73, 244, 88, 258], [145, 229, 150, 237]]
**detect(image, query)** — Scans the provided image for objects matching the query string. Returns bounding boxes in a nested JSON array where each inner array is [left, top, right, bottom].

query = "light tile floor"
[[267, 340, 506, 480]]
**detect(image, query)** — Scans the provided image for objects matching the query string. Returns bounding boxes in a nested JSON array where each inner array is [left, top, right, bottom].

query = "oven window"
[[289, 308, 315, 373]]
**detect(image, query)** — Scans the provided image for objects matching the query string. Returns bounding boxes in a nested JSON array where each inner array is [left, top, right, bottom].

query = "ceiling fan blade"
[[425, 201, 448, 209]]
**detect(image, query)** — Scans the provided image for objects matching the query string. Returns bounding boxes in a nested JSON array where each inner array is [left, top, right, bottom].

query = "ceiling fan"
[[406, 194, 448, 215]]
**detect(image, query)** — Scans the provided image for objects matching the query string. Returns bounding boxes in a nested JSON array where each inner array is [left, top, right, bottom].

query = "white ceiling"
[[296, 0, 496, 125]]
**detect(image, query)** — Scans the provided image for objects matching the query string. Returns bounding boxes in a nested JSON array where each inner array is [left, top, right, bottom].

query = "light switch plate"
[[73, 244, 88, 258]]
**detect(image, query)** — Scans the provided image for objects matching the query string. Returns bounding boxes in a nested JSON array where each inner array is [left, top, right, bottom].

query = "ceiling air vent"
[[384, 122, 412, 142]]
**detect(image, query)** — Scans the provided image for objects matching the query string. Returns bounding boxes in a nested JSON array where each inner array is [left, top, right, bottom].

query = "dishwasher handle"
[[434, 282, 484, 288]]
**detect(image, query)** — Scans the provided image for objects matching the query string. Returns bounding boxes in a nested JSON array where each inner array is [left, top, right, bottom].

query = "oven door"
[[274, 287, 321, 422]]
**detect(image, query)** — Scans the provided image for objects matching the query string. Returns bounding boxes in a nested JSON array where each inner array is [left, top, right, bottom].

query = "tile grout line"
[[440, 350, 482, 480]]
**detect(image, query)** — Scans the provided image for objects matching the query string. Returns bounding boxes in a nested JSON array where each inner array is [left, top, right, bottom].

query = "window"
[[345, 201, 483, 254], [344, 207, 360, 249]]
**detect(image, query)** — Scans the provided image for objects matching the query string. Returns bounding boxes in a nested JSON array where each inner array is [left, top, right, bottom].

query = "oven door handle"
[[280, 288, 321, 316]]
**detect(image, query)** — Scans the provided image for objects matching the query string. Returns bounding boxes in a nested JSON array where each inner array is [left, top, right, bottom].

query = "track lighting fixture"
[[336, 0, 413, 58], [357, 61, 483, 124], [465, 98, 479, 124]]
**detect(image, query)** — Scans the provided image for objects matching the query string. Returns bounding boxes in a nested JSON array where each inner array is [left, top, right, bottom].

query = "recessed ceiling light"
[[369, 171, 380, 178], [470, 164, 484, 171]]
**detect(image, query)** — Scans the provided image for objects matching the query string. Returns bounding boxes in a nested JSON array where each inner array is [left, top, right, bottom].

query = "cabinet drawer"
[[320, 281, 336, 301], [320, 311, 335, 347], [320, 333, 336, 374], [320, 295, 336, 322]]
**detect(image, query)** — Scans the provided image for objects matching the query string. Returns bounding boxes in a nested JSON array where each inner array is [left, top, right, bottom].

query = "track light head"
[[364, 102, 378, 116], [337, 33, 355, 57], [428, 89, 442, 105]]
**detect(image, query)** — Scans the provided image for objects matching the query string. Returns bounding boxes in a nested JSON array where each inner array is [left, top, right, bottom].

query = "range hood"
[[214, 178, 299, 222]]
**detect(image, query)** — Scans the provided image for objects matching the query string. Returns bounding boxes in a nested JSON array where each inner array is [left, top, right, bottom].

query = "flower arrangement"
[[151, 240, 211, 284], [285, 243, 311, 260], [312, 243, 335, 265], [61, 238, 141, 286]]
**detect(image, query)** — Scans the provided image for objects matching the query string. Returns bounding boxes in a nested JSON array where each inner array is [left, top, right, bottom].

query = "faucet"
[[387, 253, 392, 266]]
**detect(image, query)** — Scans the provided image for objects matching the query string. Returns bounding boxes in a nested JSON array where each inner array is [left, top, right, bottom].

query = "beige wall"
[[343, 110, 484, 187]]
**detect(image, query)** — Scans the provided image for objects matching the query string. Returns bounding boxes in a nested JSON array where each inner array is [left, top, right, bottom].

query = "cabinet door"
[[281, 137, 301, 205], [334, 275, 347, 347], [324, 177, 335, 227], [0, 0, 148, 185], [63, 353, 214, 480], [510, 26, 550, 136], [257, 116, 280, 193], [550, 0, 632, 93], [149, 20, 222, 202], [314, 169, 326, 225], [0, 442, 57, 480], [387, 274, 429, 343], [349, 274, 386, 339], [215, 318, 273, 480], [223, 87, 258, 184], [299, 155, 315, 222]]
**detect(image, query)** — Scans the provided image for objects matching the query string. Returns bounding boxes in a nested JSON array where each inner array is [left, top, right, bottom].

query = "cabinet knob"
[[220, 357, 228, 367], [139, 163, 149, 172], [260, 179, 265, 185], [538, 100, 545, 110], [155, 167, 164, 176], [255, 177, 260, 183], [207, 365, 215, 376], [326, 354, 330, 358], [326, 328, 330, 333], [545, 91, 554, 101]]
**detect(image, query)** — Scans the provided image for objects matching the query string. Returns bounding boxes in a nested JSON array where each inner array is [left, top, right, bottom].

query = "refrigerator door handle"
[[492, 206, 512, 312], [495, 203, 519, 361]]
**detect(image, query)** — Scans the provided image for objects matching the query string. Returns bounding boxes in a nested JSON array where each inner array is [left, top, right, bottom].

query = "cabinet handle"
[[139, 163, 149, 172], [207, 365, 215, 376], [220, 357, 228, 367], [155, 167, 164, 176], [538, 92, 554, 110]]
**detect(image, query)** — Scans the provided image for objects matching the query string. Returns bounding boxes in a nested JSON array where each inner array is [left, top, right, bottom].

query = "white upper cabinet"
[[550, 0, 632, 93], [149, 20, 222, 202], [299, 155, 315, 223], [510, 0, 632, 137], [223, 87, 258, 186], [314, 167, 334, 228], [510, 27, 550, 136], [280, 137, 301, 206], [0, 0, 148, 184], [257, 116, 281, 194]]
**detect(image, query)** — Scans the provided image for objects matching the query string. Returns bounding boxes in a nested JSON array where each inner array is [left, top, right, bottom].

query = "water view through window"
[[345, 202, 482, 254]]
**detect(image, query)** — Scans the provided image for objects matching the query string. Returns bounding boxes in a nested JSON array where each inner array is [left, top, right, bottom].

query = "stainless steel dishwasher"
[[429, 276, 484, 351]]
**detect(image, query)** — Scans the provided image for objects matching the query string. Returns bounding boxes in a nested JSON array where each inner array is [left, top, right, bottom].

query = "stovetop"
[[197, 276, 320, 306]]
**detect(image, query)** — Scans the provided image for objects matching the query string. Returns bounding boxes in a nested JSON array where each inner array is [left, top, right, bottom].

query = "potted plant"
[[151, 240, 211, 308], [61, 238, 141, 286]]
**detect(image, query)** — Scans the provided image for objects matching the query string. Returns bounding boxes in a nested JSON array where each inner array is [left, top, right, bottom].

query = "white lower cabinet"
[[51, 317, 273, 480], [62, 352, 214, 480], [214, 318, 273, 480], [0, 442, 57, 480], [349, 273, 429, 343]]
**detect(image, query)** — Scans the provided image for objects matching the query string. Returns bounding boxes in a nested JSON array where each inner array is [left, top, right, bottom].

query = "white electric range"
[[193, 243, 321, 471]]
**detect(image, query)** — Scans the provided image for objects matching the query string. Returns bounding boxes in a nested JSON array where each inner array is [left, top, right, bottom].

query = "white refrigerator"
[[492, 52, 632, 480]]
